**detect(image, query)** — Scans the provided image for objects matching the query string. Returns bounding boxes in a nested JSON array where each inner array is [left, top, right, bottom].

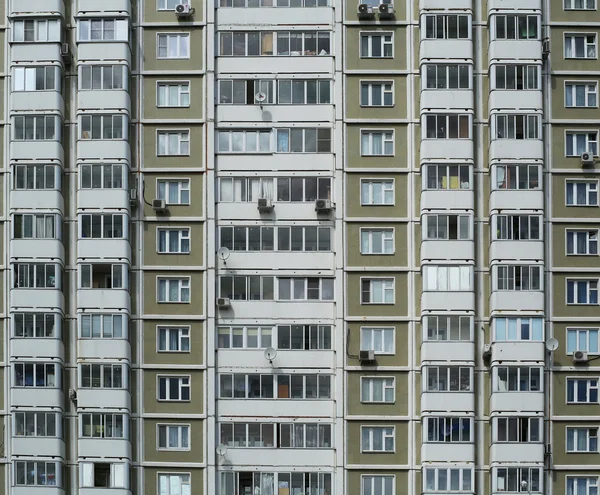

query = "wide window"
[[217, 130, 271, 153], [425, 417, 472, 442], [494, 317, 544, 342], [157, 82, 190, 107], [15, 461, 60, 486], [14, 263, 59, 289], [78, 19, 128, 41], [219, 373, 331, 399], [360, 82, 393, 107], [567, 427, 598, 452], [80, 213, 125, 239], [424, 214, 470, 240], [217, 326, 273, 349], [567, 230, 598, 255], [566, 132, 598, 156], [157, 131, 190, 155], [219, 0, 330, 6], [158, 474, 191, 495], [495, 417, 541, 442], [423, 265, 472, 291], [425, 366, 471, 392], [158, 228, 190, 253], [361, 377, 394, 403], [218, 79, 274, 105], [278, 277, 334, 301], [361, 426, 394, 452], [361, 179, 394, 205], [14, 313, 58, 338], [567, 378, 598, 403], [276, 177, 332, 201], [425, 315, 471, 341], [494, 15, 538, 39], [277, 80, 331, 104], [80, 364, 124, 389], [279, 423, 332, 448], [80, 65, 126, 90], [14, 66, 60, 91], [361, 229, 394, 254], [80, 264, 127, 290], [14, 214, 59, 240], [361, 327, 394, 354], [494, 468, 541, 492], [361, 279, 394, 304], [425, 164, 471, 190], [277, 325, 332, 350], [81, 413, 126, 438], [276, 226, 332, 252], [565, 34, 597, 59], [80, 114, 126, 140], [360, 32, 393, 58], [80, 164, 125, 189], [157, 180, 190, 204], [158, 424, 190, 450], [219, 275, 275, 301], [15, 411, 59, 437], [14, 363, 59, 387], [425, 114, 470, 139], [425, 64, 470, 89], [158, 376, 190, 401], [494, 114, 540, 139], [424, 15, 469, 39], [158, 327, 190, 352], [80, 314, 126, 339], [159, 0, 190, 9], [14, 164, 58, 190], [496, 265, 542, 291], [567, 478, 599, 495], [494, 214, 541, 240], [493, 164, 540, 190], [567, 328, 599, 354], [13, 19, 61, 42], [157, 33, 190, 58], [564, 0, 595, 8], [567, 279, 598, 304], [13, 115, 58, 141], [276, 128, 331, 152], [80, 462, 127, 489], [220, 422, 276, 448], [275, 31, 331, 56], [361, 131, 394, 156], [424, 468, 472, 492], [566, 181, 598, 206], [158, 278, 190, 303], [494, 366, 542, 392], [363, 476, 395, 495], [566, 82, 597, 107], [494, 64, 539, 90]]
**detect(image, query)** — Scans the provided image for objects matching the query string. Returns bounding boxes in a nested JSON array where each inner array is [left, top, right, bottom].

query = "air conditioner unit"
[[573, 350, 589, 364], [542, 39, 551, 59], [357, 3, 375, 19], [483, 344, 492, 359], [129, 188, 138, 204], [217, 297, 231, 308], [378, 3, 395, 18], [61, 43, 71, 64], [315, 199, 334, 212], [152, 199, 167, 212], [257, 197, 274, 212], [175, 4, 194, 16], [359, 350, 375, 362], [581, 152, 595, 167]]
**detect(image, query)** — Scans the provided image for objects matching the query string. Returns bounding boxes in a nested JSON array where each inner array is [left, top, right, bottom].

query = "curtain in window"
[[372, 134, 383, 154], [170, 281, 179, 301], [497, 370, 508, 391], [169, 231, 180, 252], [259, 473, 274, 495], [576, 133, 586, 155], [168, 426, 179, 447], [361, 133, 369, 154], [507, 319, 517, 340], [158, 280, 167, 301]]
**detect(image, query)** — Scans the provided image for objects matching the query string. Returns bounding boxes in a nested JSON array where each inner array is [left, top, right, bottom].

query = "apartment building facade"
[[0, 0, 599, 494]]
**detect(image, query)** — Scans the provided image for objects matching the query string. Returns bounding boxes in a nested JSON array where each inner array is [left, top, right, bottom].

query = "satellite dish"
[[255, 92, 267, 103], [216, 444, 228, 457], [217, 247, 230, 262], [545, 338, 559, 352], [264, 347, 277, 363]]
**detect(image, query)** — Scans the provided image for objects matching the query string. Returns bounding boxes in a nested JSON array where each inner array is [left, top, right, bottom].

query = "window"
[[424, 15, 469, 39], [494, 64, 539, 90], [423, 265, 472, 291], [158, 376, 190, 401], [566, 132, 598, 156], [494, 114, 540, 139], [157, 180, 190, 204], [78, 19, 128, 41], [81, 364, 124, 389], [279, 423, 332, 448], [219, 275, 275, 301], [13, 66, 60, 91], [80, 462, 127, 489], [219, 31, 272, 56], [157, 131, 190, 155], [567, 427, 598, 452], [80, 114, 126, 140], [158, 278, 190, 303], [217, 129, 271, 153], [157, 33, 190, 58], [159, 0, 190, 9], [424, 467, 472, 492], [277, 79, 331, 104], [14, 214, 59, 240], [425, 315, 471, 341], [80, 65, 126, 90], [361, 180, 394, 205], [425, 417, 472, 442], [494, 15, 538, 39], [158, 424, 190, 450], [15, 461, 60, 486], [494, 317, 544, 341], [361, 131, 394, 155], [426, 366, 471, 392], [567, 478, 599, 495], [361, 426, 394, 452], [81, 213, 125, 239], [568, 230, 598, 255], [278, 277, 335, 301], [220, 422, 276, 448], [424, 214, 470, 240], [14, 411, 58, 437], [13, 115, 58, 141], [158, 327, 190, 352], [276, 226, 332, 252], [361, 377, 394, 403], [360, 82, 393, 107], [494, 366, 542, 392], [425, 164, 471, 190], [363, 475, 395, 495], [157, 82, 190, 107], [361, 327, 394, 354], [567, 279, 598, 304], [425, 64, 470, 89], [14, 164, 57, 190], [493, 164, 540, 189], [566, 82, 598, 107], [564, 0, 596, 8], [568, 378, 599, 403], [158, 228, 190, 253], [220, 473, 331, 495], [496, 265, 542, 291], [361, 279, 394, 304], [425, 114, 470, 139], [275, 31, 331, 56], [276, 128, 332, 152], [495, 417, 541, 442], [495, 468, 541, 492], [277, 325, 332, 350], [565, 34, 597, 59], [567, 328, 599, 354], [361, 229, 394, 254], [218, 177, 331, 202], [14, 313, 58, 338], [13, 19, 61, 42], [495, 214, 541, 240], [219, 373, 331, 399], [80, 264, 127, 290], [360, 32, 393, 58], [217, 326, 273, 349], [218, 79, 275, 105], [567, 181, 598, 205], [158, 474, 191, 495], [219, 0, 330, 7], [14, 263, 59, 289], [80, 314, 126, 339], [81, 413, 125, 438], [80, 164, 124, 189], [14, 362, 59, 387]]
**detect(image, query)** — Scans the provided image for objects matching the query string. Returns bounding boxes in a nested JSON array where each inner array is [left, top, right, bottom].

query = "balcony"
[[489, 40, 541, 61], [11, 141, 64, 162], [421, 291, 475, 313], [217, 300, 335, 320], [489, 240, 544, 262], [421, 240, 474, 262], [490, 442, 544, 463], [11, 44, 62, 64], [216, 350, 335, 369], [78, 438, 132, 460], [78, 339, 131, 361], [78, 90, 131, 114], [78, 239, 131, 261], [11, 338, 64, 361], [421, 392, 475, 413], [421, 90, 474, 111], [78, 140, 131, 161], [421, 190, 474, 210], [10, 190, 64, 211], [11, 239, 64, 261], [11, 289, 65, 311], [489, 139, 543, 161], [77, 189, 130, 210], [421, 341, 474, 362], [420, 39, 473, 60], [13, 488, 65, 495], [77, 389, 131, 410], [12, 436, 66, 458], [490, 390, 544, 412], [422, 442, 475, 463], [488, 0, 542, 11], [421, 140, 474, 161], [12, 91, 65, 115], [217, 104, 334, 124], [11, 387, 64, 408], [217, 57, 333, 76], [489, 90, 542, 112], [218, 399, 333, 418], [216, 8, 332, 26], [78, 0, 131, 15], [218, 252, 335, 271], [489, 290, 544, 313], [489, 190, 544, 211], [77, 43, 131, 65], [78, 289, 130, 312], [489, 341, 545, 363], [223, 448, 334, 467], [217, 153, 334, 173], [10, 0, 65, 16]]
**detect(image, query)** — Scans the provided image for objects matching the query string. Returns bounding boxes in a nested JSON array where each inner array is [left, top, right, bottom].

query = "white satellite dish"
[[217, 247, 230, 263], [545, 337, 559, 352], [216, 444, 228, 457], [264, 347, 277, 364], [255, 92, 267, 103]]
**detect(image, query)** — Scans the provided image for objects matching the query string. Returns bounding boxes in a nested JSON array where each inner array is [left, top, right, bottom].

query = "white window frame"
[[157, 33, 190, 59], [157, 326, 191, 352], [565, 81, 598, 108], [157, 375, 191, 401], [80, 314, 126, 339], [361, 376, 395, 403], [157, 228, 191, 254], [157, 130, 190, 156], [80, 65, 127, 91], [360, 179, 394, 205], [565, 34, 598, 59], [158, 0, 190, 10], [493, 64, 539, 90], [360, 228, 394, 255], [360, 426, 395, 453], [567, 230, 598, 255], [423, 265, 473, 291], [493, 317, 544, 342], [566, 180, 599, 206], [156, 179, 191, 205], [424, 315, 472, 342], [566, 477, 599, 495], [566, 131, 599, 156], [424, 213, 471, 240], [360, 81, 394, 107], [12, 19, 61, 43], [567, 328, 600, 354], [360, 130, 394, 156], [494, 114, 540, 140], [78, 19, 129, 42], [360, 327, 395, 354], [424, 63, 471, 90], [157, 277, 191, 303], [425, 114, 471, 139], [566, 427, 598, 453], [360, 32, 394, 58], [424, 467, 473, 492], [360, 278, 395, 304], [567, 279, 599, 305], [564, 0, 596, 9], [567, 378, 599, 403], [493, 164, 541, 190], [13, 66, 60, 92], [158, 473, 191, 495], [424, 164, 471, 190], [361, 475, 395, 495], [157, 81, 191, 108], [157, 424, 190, 450]]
